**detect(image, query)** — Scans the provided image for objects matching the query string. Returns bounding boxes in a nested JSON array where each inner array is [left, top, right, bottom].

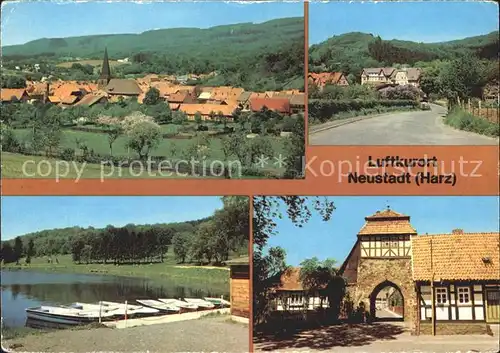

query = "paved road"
[[255, 322, 500, 353], [309, 105, 499, 145], [376, 307, 403, 319]]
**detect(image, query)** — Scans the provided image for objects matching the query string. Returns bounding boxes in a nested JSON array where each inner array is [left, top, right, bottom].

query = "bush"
[[309, 99, 419, 123], [197, 125, 209, 131], [445, 107, 499, 137], [60, 148, 76, 161]]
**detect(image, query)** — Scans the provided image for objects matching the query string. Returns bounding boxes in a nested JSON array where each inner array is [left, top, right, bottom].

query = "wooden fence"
[[462, 101, 499, 124]]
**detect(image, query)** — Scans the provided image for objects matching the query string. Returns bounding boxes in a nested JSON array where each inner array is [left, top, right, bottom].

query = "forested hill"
[[1, 217, 211, 257], [3, 17, 304, 91], [2, 17, 303, 58], [309, 31, 499, 76]]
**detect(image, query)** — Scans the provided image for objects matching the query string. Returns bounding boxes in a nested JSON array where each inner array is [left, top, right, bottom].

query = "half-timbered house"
[[412, 231, 500, 326]]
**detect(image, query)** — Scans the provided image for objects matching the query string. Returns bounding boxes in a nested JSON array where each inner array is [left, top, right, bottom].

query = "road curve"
[[309, 105, 499, 145]]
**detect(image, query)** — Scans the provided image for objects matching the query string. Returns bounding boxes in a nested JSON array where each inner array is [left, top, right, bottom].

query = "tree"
[[1, 75, 26, 88], [253, 197, 335, 326], [440, 55, 485, 106], [143, 87, 161, 105], [1, 242, 15, 264], [283, 114, 304, 179], [172, 111, 188, 125], [13, 236, 23, 265], [245, 136, 274, 167], [194, 112, 202, 128], [106, 125, 122, 156], [126, 120, 161, 160], [71, 237, 85, 264], [299, 257, 346, 323], [172, 232, 190, 263], [25, 239, 35, 264]]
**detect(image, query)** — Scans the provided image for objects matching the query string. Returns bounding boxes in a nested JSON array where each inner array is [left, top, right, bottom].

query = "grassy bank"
[[444, 107, 499, 137], [2, 254, 230, 287]]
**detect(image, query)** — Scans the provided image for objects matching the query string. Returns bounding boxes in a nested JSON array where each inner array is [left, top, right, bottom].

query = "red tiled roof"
[[358, 208, 417, 235], [412, 233, 500, 281], [1, 88, 28, 102], [178, 103, 238, 117], [249, 97, 291, 114]]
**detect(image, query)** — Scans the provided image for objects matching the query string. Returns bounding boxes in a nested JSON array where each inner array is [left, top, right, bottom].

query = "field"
[[3, 252, 231, 287], [56, 60, 129, 68], [8, 125, 287, 178], [0, 152, 195, 179]]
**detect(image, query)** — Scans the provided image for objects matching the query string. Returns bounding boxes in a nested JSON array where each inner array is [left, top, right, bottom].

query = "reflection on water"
[[1, 270, 228, 328]]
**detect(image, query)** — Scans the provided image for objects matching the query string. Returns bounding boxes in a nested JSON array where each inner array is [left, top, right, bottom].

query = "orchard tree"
[[143, 87, 161, 105], [126, 120, 161, 160]]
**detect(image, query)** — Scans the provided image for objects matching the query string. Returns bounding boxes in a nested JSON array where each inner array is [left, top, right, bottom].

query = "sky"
[[309, 1, 499, 45], [263, 196, 500, 267], [1, 1, 304, 46], [1, 196, 225, 240]]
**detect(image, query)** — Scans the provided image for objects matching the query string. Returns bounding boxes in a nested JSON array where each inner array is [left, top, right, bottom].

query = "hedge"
[[309, 99, 419, 123]]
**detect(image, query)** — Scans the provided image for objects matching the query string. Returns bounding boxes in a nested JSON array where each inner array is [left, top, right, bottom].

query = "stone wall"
[[353, 258, 417, 332], [419, 322, 491, 335]]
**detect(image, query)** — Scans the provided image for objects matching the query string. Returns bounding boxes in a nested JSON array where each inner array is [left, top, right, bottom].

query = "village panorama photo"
[[1, 196, 250, 352], [253, 196, 500, 353], [1, 1, 305, 179], [307, 1, 499, 145]]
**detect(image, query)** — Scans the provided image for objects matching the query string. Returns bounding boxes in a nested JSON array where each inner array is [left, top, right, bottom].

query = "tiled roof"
[[168, 91, 189, 103], [61, 95, 79, 105], [309, 72, 345, 87], [249, 97, 291, 114], [407, 68, 421, 81], [106, 79, 142, 95], [48, 95, 61, 103], [276, 267, 304, 291], [358, 208, 417, 235], [74, 93, 107, 107], [412, 233, 500, 281], [178, 103, 238, 117], [1, 88, 27, 102], [237, 91, 252, 103], [289, 93, 305, 106], [210, 87, 245, 101]]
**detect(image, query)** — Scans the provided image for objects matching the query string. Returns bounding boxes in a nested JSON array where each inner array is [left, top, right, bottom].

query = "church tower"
[[97, 47, 111, 88]]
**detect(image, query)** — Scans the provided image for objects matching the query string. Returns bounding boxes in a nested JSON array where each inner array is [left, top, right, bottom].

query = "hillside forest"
[[1, 196, 249, 266], [309, 31, 499, 103], [1, 18, 305, 92]]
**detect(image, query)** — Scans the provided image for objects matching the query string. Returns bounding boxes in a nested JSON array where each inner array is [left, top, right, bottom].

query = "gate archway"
[[369, 280, 405, 322]]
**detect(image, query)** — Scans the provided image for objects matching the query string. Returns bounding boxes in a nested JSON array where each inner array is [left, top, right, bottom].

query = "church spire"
[[97, 47, 111, 87]]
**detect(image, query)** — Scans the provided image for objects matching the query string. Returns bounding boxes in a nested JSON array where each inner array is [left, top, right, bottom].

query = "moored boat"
[[183, 298, 215, 309], [203, 297, 231, 307], [25, 306, 115, 326], [136, 299, 181, 313], [157, 298, 198, 311], [99, 301, 160, 317]]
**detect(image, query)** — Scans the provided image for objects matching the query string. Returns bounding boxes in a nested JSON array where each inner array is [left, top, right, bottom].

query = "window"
[[436, 287, 448, 304], [458, 287, 470, 304]]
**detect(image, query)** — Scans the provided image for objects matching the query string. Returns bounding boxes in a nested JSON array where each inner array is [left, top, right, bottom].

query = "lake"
[[1, 270, 229, 328]]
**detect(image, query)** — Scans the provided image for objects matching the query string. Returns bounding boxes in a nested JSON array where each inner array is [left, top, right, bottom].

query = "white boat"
[[203, 297, 231, 307], [183, 298, 215, 309], [136, 299, 180, 313], [25, 306, 115, 325], [99, 301, 160, 317], [157, 298, 198, 310]]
